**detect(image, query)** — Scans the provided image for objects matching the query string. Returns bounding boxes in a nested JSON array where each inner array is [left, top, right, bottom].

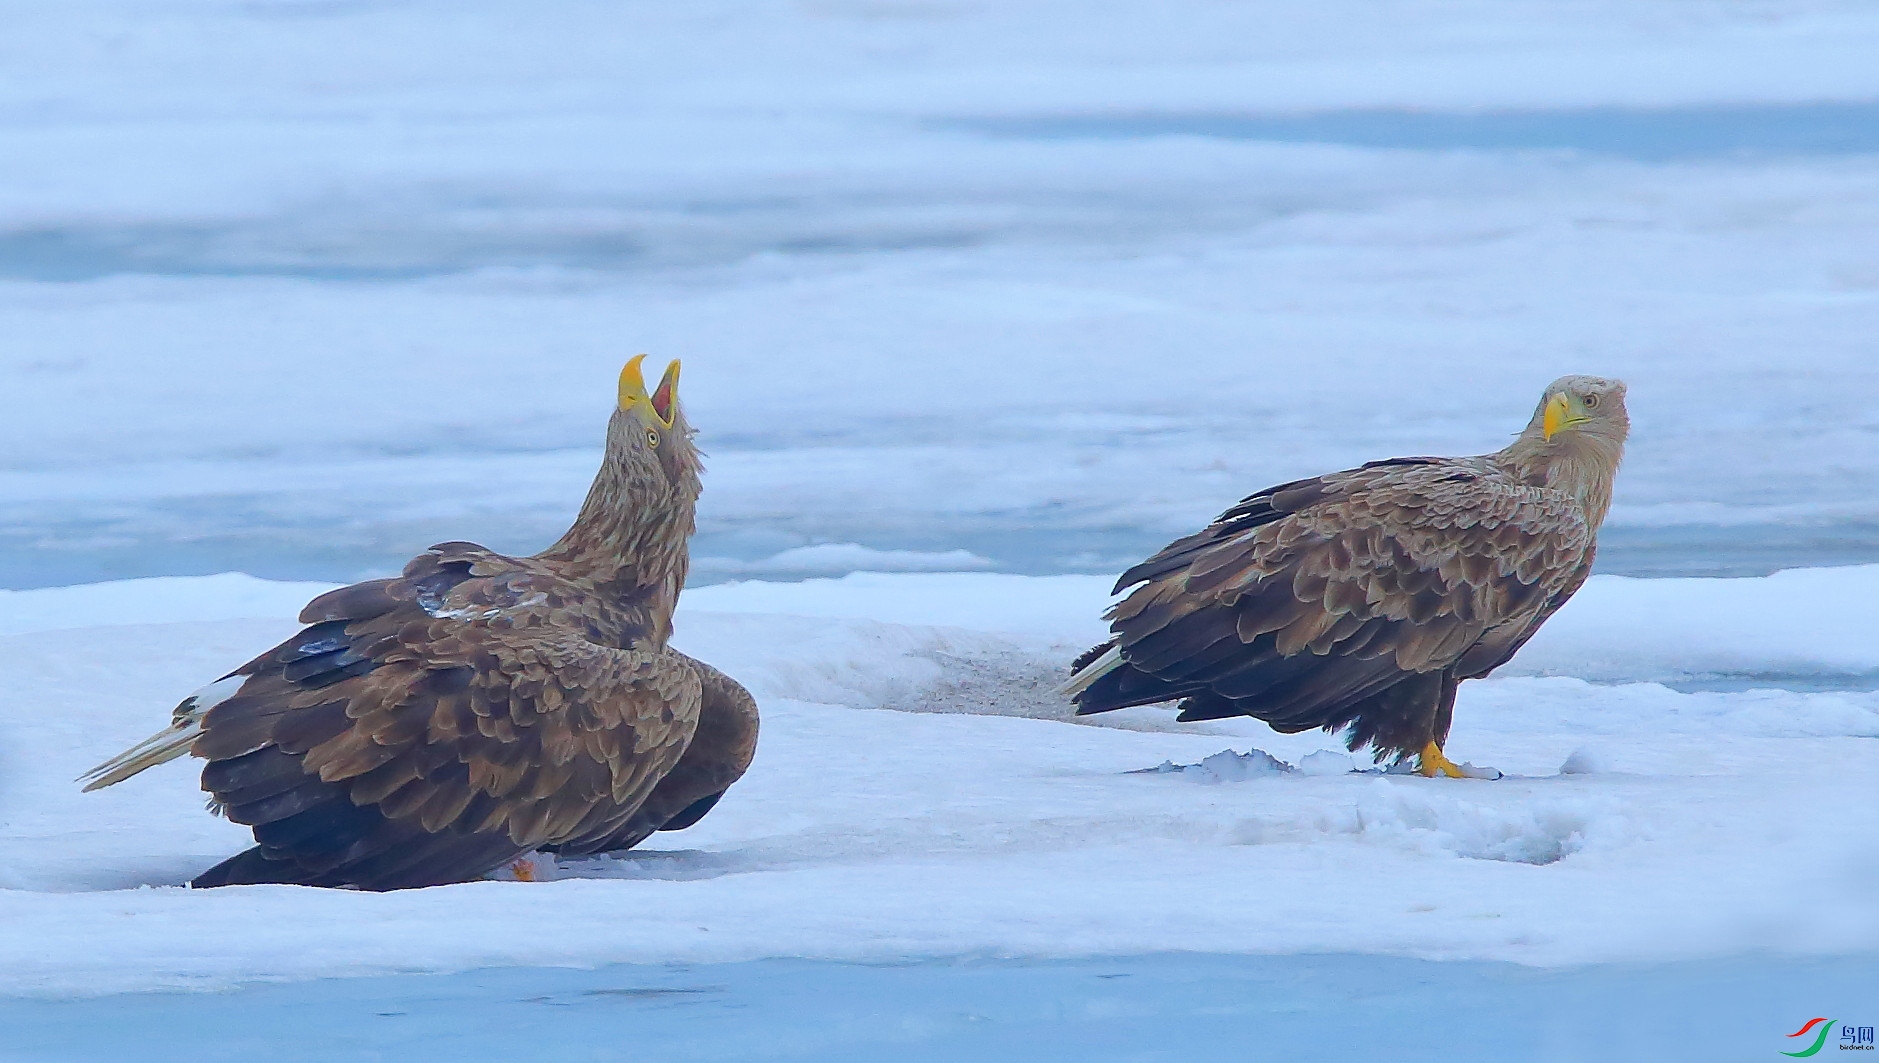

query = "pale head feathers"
[[539, 357, 703, 589], [1501, 375, 1628, 529]]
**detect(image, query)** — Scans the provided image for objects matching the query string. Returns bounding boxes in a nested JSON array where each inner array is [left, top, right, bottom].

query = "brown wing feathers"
[[85, 360, 763, 888], [550, 652, 760, 857], [188, 552, 704, 890], [1072, 458, 1595, 761]]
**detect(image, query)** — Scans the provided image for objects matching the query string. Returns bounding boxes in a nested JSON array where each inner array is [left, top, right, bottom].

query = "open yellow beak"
[[651, 359, 680, 427], [1541, 392, 1583, 441], [617, 355, 680, 428]]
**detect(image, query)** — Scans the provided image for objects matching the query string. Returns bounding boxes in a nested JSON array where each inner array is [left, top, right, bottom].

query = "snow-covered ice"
[[3, 2, 1879, 587], [1, 568, 1874, 998]]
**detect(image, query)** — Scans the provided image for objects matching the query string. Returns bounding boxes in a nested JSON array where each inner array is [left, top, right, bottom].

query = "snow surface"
[[1, 569, 1874, 998]]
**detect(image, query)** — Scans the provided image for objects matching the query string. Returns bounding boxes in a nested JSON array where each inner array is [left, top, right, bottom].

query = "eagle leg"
[[1416, 741, 1469, 779], [1413, 740, 1502, 780]]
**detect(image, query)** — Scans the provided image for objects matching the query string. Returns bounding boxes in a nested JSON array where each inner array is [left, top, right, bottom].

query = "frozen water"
[[955, 101, 1879, 160], [3, 3, 1879, 588], [0, 952, 1872, 1063]]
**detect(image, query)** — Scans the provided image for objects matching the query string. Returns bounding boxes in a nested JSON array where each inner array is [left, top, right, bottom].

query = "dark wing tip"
[[298, 579, 399, 625]]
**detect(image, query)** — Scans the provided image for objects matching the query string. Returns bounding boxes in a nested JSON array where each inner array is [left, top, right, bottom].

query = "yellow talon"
[[508, 858, 537, 882], [1417, 741, 1468, 779]]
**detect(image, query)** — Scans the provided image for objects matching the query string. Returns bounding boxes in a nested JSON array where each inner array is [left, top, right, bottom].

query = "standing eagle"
[[1063, 376, 1627, 777], [80, 357, 759, 889]]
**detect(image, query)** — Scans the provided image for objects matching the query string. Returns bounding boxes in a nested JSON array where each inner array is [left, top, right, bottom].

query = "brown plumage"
[[548, 653, 759, 856], [80, 357, 760, 889], [1064, 376, 1628, 777]]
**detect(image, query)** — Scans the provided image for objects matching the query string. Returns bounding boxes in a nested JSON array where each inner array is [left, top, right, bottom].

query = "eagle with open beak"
[[80, 357, 758, 889]]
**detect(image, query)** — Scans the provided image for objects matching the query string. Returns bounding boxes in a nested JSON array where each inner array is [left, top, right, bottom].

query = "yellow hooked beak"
[[1542, 392, 1589, 441], [618, 355, 680, 428]]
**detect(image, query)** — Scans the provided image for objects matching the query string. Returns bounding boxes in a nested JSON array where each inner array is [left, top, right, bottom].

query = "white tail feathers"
[[77, 674, 243, 792], [1058, 643, 1122, 699]]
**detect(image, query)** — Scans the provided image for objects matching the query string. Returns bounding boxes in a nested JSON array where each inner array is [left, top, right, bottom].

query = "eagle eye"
[[646, 429, 660, 448], [1582, 394, 1599, 409]]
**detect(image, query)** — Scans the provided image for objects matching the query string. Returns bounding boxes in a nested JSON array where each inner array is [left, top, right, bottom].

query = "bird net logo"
[[1783, 1018, 1875, 1056]]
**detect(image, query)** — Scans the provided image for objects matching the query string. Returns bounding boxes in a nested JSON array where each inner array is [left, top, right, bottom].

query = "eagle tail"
[[77, 675, 244, 792], [1062, 641, 1207, 715], [192, 845, 330, 888], [1058, 641, 1122, 698]]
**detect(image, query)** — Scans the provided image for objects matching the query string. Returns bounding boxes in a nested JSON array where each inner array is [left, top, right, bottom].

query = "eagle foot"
[[1415, 742, 1500, 780]]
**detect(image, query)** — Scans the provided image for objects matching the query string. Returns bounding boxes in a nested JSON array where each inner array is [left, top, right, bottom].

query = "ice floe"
[[0, 570, 1872, 997]]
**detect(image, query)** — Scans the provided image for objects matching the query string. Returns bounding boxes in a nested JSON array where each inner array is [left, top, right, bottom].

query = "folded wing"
[[184, 549, 701, 890], [1067, 458, 1594, 757]]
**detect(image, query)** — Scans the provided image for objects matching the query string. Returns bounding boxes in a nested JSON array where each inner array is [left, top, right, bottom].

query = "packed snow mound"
[[684, 572, 1112, 647], [4, 568, 1875, 740], [682, 565, 1879, 691], [1508, 566, 1879, 684], [5, 567, 1878, 727], [1136, 748, 1296, 782], [1468, 678, 1879, 740]]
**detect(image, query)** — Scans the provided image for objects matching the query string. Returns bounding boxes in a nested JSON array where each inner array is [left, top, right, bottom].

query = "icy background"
[[1, 2, 1878, 1057], [2, 1, 1878, 588]]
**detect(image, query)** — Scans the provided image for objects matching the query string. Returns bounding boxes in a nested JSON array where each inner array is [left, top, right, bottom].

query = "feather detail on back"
[[547, 651, 759, 856], [182, 545, 708, 890]]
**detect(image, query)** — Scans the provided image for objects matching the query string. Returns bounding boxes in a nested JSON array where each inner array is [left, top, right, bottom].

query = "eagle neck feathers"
[[535, 420, 702, 635], [1494, 424, 1625, 532]]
